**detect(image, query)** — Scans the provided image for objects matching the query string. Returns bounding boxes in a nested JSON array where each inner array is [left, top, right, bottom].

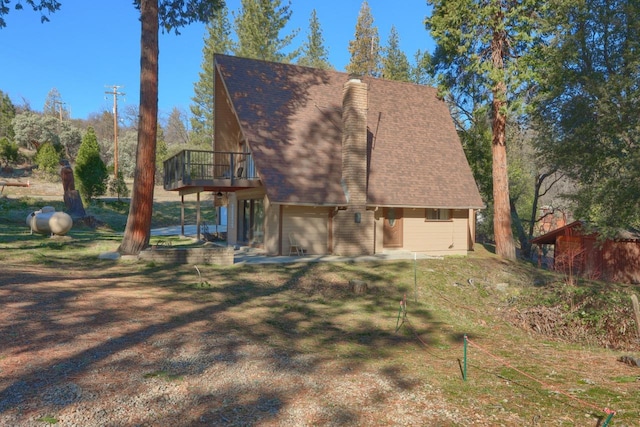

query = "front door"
[[383, 208, 403, 248]]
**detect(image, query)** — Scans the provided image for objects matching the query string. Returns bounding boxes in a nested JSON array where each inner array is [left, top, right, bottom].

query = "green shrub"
[[34, 142, 60, 174], [75, 127, 108, 202], [0, 137, 19, 166], [108, 170, 130, 199]]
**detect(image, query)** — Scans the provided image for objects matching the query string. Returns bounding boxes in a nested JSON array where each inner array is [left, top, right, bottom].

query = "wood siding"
[[554, 234, 640, 284], [281, 206, 330, 255], [214, 69, 243, 152], [374, 208, 471, 255]]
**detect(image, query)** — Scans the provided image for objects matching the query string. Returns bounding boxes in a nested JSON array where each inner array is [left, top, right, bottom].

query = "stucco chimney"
[[341, 77, 368, 205]]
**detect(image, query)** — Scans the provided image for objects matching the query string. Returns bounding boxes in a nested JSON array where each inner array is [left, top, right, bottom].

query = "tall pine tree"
[[381, 25, 410, 82], [190, 6, 232, 146], [410, 49, 434, 86], [426, 0, 546, 260], [233, 0, 299, 63], [298, 9, 331, 70], [119, 0, 224, 255], [346, 1, 380, 77]]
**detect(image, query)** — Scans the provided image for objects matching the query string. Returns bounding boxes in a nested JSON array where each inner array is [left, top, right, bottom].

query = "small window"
[[425, 208, 450, 221]]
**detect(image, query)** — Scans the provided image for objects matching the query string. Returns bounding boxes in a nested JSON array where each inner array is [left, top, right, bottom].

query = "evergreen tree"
[[426, 0, 546, 260], [34, 142, 60, 175], [0, 137, 19, 167], [119, 0, 224, 255], [108, 170, 130, 200], [410, 49, 434, 86], [164, 107, 189, 146], [346, 1, 381, 77], [297, 9, 331, 70], [381, 25, 410, 82], [75, 127, 108, 202], [0, 90, 16, 140], [43, 87, 68, 120], [191, 6, 233, 145], [533, 0, 640, 232], [233, 0, 299, 63]]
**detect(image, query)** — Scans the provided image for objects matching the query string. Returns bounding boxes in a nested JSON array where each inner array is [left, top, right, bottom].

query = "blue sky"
[[0, 0, 434, 122]]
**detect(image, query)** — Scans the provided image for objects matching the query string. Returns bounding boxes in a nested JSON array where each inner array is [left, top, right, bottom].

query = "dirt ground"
[[0, 262, 475, 427]]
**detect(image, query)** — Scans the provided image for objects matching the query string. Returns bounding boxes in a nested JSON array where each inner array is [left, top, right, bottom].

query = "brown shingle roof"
[[215, 54, 484, 209]]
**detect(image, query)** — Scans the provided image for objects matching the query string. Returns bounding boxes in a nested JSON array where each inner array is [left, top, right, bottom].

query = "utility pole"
[[105, 85, 125, 178], [53, 100, 69, 158], [53, 100, 66, 123]]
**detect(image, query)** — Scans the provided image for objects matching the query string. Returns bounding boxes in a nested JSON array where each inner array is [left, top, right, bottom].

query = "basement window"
[[425, 208, 450, 221]]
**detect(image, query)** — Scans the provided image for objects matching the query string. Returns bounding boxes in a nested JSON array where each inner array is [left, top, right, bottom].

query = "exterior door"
[[383, 208, 403, 248]]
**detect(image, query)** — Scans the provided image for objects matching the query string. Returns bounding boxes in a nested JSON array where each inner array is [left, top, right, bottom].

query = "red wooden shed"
[[531, 221, 640, 284]]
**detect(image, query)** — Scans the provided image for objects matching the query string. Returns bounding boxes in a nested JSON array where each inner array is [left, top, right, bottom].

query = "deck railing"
[[163, 150, 256, 190]]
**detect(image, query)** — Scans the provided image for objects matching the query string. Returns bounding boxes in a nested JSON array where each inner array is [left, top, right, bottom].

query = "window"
[[425, 208, 450, 221]]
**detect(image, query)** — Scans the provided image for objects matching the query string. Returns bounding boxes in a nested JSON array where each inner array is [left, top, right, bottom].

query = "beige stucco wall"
[[281, 206, 330, 255], [373, 208, 473, 255]]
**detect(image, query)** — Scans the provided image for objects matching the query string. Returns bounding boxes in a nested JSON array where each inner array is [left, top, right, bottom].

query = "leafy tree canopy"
[[12, 111, 59, 150], [0, 0, 61, 27], [132, 0, 223, 34]]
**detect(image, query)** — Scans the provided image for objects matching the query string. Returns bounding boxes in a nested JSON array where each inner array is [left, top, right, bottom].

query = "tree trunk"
[[118, 0, 159, 255], [492, 118, 515, 260], [510, 198, 529, 258], [491, 24, 516, 260]]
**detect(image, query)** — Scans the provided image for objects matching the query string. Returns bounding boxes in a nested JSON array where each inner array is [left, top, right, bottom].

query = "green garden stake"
[[602, 409, 615, 427], [414, 252, 417, 302], [395, 301, 403, 333], [463, 334, 468, 381]]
